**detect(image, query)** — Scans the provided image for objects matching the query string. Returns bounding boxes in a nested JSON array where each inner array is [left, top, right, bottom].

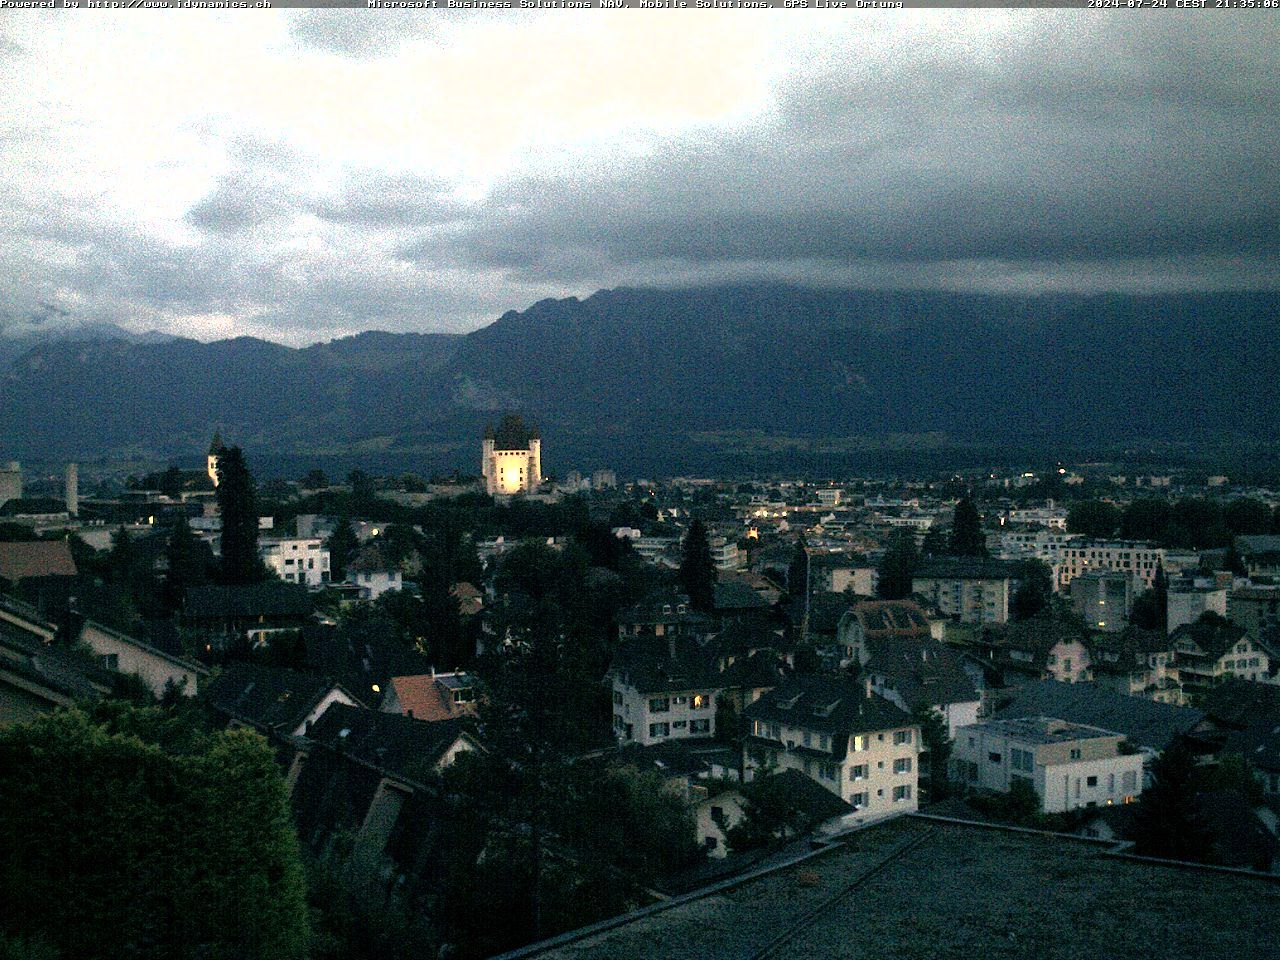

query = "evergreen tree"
[[680, 518, 716, 612], [325, 516, 359, 583], [214, 446, 266, 585], [1131, 737, 1216, 863], [948, 494, 987, 556], [787, 537, 810, 599], [920, 527, 948, 558], [162, 515, 211, 612], [1011, 558, 1052, 621], [1152, 560, 1169, 633], [876, 531, 920, 600], [913, 705, 953, 802]]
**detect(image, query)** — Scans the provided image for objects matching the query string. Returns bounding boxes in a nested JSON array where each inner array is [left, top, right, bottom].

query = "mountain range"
[[2, 285, 1277, 476]]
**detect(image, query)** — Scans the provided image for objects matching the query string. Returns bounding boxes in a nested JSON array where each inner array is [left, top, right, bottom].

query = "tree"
[[1011, 558, 1052, 621], [347, 469, 376, 509], [0, 706, 309, 960], [162, 515, 212, 612], [300, 468, 328, 489], [948, 495, 986, 557], [1224, 498, 1272, 536], [920, 527, 948, 558], [876, 530, 919, 600], [723, 776, 819, 853], [325, 516, 359, 583], [914, 705, 952, 802], [215, 446, 267, 585], [1067, 500, 1120, 539], [1132, 737, 1216, 862], [680, 518, 716, 612], [1151, 560, 1168, 633], [787, 537, 810, 599]]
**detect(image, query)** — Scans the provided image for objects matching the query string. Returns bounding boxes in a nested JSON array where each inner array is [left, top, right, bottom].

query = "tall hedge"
[[0, 708, 309, 960]]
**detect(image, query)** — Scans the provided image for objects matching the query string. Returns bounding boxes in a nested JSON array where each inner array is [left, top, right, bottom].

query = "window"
[[849, 764, 868, 781], [893, 757, 913, 774], [1069, 748, 1082, 760], [892, 785, 912, 802], [649, 698, 670, 713], [673, 695, 688, 705], [1122, 770, 1137, 792], [690, 718, 710, 734], [1086, 776, 1098, 788], [803, 731, 812, 748], [988, 752, 1003, 764], [1011, 748, 1034, 772], [894, 730, 913, 746], [852, 735, 868, 752], [648, 722, 669, 738], [820, 763, 838, 781], [672, 720, 687, 729], [101, 653, 119, 670], [850, 791, 869, 809], [692, 694, 709, 710]]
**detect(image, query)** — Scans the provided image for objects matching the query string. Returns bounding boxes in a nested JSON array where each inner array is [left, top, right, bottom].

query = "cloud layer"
[[1, 12, 1275, 345]]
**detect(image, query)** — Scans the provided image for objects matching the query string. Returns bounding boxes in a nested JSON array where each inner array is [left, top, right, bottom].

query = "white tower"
[[65, 462, 78, 516], [207, 432, 226, 486]]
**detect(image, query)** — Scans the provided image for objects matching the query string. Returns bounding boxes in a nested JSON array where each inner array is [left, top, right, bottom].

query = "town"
[[3, 416, 1280, 958]]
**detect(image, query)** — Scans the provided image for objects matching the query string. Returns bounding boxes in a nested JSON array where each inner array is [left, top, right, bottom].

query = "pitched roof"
[[864, 637, 979, 711], [306, 702, 476, 783], [990, 679, 1204, 752], [348, 544, 395, 573], [0, 541, 77, 582], [0, 625, 110, 703], [713, 579, 771, 612], [842, 599, 932, 638], [744, 675, 913, 741], [610, 636, 720, 695], [183, 582, 312, 619], [204, 663, 342, 733], [1169, 619, 1248, 662], [386, 672, 480, 722], [1201, 679, 1280, 773], [747, 768, 852, 823]]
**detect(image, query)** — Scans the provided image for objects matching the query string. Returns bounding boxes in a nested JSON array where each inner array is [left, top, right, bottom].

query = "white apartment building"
[[709, 536, 742, 572], [608, 637, 721, 746], [993, 533, 1166, 593], [259, 536, 330, 587], [912, 559, 1019, 625], [952, 717, 1144, 813], [743, 677, 921, 820], [1070, 571, 1134, 633], [1168, 575, 1230, 633]]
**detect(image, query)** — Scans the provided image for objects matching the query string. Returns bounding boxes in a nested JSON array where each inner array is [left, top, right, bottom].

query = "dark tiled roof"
[[806, 593, 854, 635], [300, 624, 430, 703], [204, 663, 341, 733], [0, 627, 109, 703], [990, 679, 1204, 752], [610, 636, 719, 695], [713, 580, 772, 612], [864, 637, 979, 711], [306, 702, 475, 783], [1201, 679, 1280, 773], [1169, 620, 1248, 662], [843, 600, 931, 637], [184, 582, 312, 619], [744, 675, 912, 740], [750, 768, 852, 822]]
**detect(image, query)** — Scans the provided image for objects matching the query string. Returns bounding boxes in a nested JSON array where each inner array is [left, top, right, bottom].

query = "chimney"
[[863, 677, 873, 699], [64, 463, 78, 517]]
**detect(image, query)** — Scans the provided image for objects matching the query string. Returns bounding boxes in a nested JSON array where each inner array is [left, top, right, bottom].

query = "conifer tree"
[[163, 515, 211, 611], [876, 530, 920, 600], [949, 494, 987, 556], [680, 517, 716, 612], [214, 446, 266, 585]]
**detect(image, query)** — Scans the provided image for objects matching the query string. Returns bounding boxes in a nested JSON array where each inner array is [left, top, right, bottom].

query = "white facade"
[[745, 718, 921, 820], [952, 717, 1144, 813], [259, 536, 330, 587], [1168, 583, 1229, 633], [709, 536, 742, 572], [81, 621, 205, 698], [612, 683, 719, 746], [913, 575, 1012, 624], [346, 567, 403, 601]]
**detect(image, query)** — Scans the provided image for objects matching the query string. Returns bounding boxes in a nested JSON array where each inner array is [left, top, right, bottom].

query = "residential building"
[[912, 558, 1019, 624], [1235, 535, 1280, 581], [1070, 570, 1134, 633], [182, 582, 313, 649], [481, 414, 542, 497], [1171, 619, 1275, 694], [951, 717, 1144, 813], [79, 619, 207, 698], [259, 536, 330, 587], [344, 544, 401, 600], [709, 535, 742, 572], [835, 599, 933, 666], [381, 671, 480, 722], [859, 637, 981, 738], [615, 589, 714, 644], [990, 679, 1207, 765], [1227, 586, 1280, 641], [1200, 680, 1280, 797], [970, 619, 1093, 685], [809, 551, 877, 596], [609, 636, 723, 746], [695, 770, 850, 858], [1050, 540, 1167, 593], [743, 676, 921, 818], [0, 540, 77, 589], [1087, 628, 1181, 703], [1169, 574, 1231, 633], [204, 663, 359, 739]]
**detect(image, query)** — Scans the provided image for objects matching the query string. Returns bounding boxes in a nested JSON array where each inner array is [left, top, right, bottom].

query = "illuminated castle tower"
[[482, 415, 542, 497], [207, 431, 226, 486]]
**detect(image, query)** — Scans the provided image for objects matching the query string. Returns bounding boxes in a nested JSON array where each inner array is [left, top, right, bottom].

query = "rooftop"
[[963, 716, 1121, 745], [0, 540, 77, 582], [506, 818, 1280, 960]]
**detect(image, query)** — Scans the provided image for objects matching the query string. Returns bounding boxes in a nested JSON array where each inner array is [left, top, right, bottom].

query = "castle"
[[482, 415, 542, 497]]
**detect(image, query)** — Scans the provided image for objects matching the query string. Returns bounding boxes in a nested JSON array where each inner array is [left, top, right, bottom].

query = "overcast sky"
[[0, 12, 1276, 345]]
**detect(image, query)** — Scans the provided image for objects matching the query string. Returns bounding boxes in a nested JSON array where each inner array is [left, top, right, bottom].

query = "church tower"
[[207, 431, 226, 486]]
